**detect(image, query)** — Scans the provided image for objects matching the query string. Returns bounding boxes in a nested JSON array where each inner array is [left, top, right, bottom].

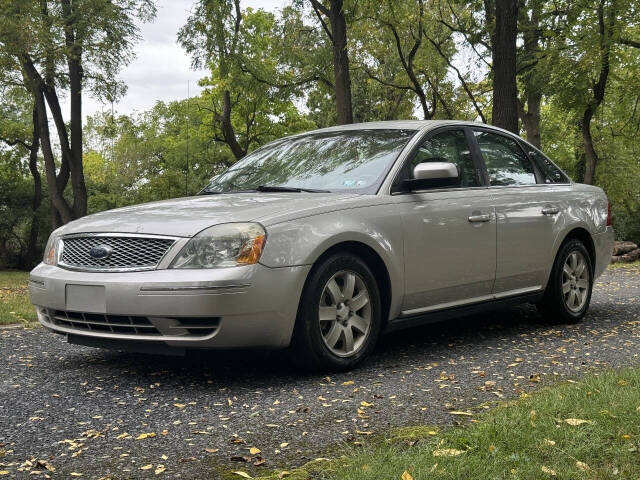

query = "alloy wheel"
[[318, 270, 372, 357], [562, 250, 590, 312]]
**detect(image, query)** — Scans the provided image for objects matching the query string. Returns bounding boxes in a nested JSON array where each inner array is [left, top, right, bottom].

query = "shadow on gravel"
[[54, 300, 623, 385]]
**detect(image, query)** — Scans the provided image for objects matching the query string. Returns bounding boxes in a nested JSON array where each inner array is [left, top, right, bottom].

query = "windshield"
[[200, 129, 416, 194]]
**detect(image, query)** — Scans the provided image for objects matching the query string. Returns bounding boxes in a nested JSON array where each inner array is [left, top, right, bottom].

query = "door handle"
[[541, 206, 560, 215], [468, 214, 491, 223]]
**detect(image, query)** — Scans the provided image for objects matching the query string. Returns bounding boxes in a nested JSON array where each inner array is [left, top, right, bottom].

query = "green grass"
[[0, 270, 36, 325], [256, 368, 640, 480]]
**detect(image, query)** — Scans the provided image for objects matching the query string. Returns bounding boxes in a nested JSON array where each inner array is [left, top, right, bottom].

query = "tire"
[[537, 239, 593, 324], [289, 252, 382, 372]]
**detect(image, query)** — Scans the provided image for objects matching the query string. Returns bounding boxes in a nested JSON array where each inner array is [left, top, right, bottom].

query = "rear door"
[[394, 127, 497, 314], [470, 128, 567, 296]]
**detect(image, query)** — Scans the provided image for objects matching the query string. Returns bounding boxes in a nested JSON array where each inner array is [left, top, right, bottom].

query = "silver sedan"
[[29, 121, 614, 371]]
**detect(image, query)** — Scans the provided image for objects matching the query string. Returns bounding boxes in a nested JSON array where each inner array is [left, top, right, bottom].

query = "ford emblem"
[[89, 245, 113, 259]]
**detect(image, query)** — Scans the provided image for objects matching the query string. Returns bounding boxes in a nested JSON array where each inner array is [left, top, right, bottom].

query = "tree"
[[0, 88, 42, 267], [179, 3, 316, 161], [308, 0, 353, 124], [179, 0, 248, 160], [0, 0, 156, 226], [359, 0, 456, 120], [489, 0, 519, 133]]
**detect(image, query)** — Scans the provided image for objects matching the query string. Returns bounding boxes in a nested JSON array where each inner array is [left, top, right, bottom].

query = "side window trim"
[[470, 126, 539, 187], [523, 144, 571, 184], [390, 125, 487, 193]]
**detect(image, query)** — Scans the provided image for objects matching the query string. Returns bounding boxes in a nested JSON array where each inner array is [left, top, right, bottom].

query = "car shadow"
[[56, 300, 621, 386]]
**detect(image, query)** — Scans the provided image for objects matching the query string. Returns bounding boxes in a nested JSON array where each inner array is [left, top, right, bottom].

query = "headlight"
[[170, 223, 266, 269], [43, 235, 60, 265]]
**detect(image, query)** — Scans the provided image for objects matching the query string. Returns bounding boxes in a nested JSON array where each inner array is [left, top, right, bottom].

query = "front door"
[[395, 127, 497, 315]]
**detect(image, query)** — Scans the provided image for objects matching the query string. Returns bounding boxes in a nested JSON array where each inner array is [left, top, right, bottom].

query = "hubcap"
[[562, 251, 589, 312], [318, 270, 372, 357]]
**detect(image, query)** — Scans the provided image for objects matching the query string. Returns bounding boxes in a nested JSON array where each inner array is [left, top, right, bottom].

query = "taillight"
[[606, 201, 612, 226]]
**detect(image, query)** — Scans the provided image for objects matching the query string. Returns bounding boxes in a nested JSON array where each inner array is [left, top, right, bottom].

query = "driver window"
[[409, 130, 479, 188]]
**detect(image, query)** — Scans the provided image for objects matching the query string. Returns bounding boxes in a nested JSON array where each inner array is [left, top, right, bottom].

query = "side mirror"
[[413, 161, 459, 181], [397, 161, 459, 192]]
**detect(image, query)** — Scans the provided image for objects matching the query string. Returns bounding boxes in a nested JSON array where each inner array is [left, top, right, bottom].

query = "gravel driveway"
[[1, 266, 639, 479]]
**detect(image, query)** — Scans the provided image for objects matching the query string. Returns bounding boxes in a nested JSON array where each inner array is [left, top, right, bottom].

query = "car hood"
[[57, 192, 364, 237]]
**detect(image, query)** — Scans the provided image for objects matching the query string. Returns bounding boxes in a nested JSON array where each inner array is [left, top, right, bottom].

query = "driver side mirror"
[[398, 161, 460, 192]]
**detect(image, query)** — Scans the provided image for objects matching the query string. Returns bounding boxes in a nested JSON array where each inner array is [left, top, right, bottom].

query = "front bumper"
[[29, 263, 310, 349]]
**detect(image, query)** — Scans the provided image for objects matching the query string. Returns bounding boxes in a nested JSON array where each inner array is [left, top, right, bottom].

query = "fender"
[[259, 204, 405, 318]]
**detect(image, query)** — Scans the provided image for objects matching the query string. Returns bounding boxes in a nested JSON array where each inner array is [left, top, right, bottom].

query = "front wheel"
[[537, 239, 593, 324], [290, 253, 382, 372]]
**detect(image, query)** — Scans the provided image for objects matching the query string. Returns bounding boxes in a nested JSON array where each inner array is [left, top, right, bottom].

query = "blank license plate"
[[66, 284, 106, 313]]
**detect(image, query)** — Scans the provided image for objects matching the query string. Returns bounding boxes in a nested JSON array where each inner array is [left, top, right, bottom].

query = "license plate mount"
[[65, 284, 106, 313]]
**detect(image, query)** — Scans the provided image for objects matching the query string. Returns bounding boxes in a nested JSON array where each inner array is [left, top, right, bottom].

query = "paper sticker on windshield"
[[343, 180, 356, 187]]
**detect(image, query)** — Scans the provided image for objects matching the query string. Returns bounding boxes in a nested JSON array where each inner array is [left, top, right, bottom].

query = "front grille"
[[42, 309, 220, 338], [48, 309, 161, 336], [60, 235, 175, 271]]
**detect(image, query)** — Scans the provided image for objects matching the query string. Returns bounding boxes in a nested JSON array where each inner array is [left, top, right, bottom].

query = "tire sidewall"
[[295, 253, 382, 371]]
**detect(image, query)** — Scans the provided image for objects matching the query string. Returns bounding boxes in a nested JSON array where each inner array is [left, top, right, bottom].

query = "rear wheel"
[[290, 253, 382, 372], [537, 239, 593, 324]]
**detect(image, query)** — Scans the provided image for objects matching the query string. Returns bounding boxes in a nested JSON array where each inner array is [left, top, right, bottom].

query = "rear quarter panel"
[[545, 183, 610, 283]]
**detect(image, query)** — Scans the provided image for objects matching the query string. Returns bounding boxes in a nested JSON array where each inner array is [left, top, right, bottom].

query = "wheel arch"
[[304, 241, 393, 326], [562, 227, 596, 270]]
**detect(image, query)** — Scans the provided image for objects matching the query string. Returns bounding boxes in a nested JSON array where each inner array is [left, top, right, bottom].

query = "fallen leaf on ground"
[[543, 439, 556, 446], [233, 472, 251, 478], [140, 465, 153, 471], [204, 448, 219, 453], [576, 461, 589, 471], [563, 418, 593, 426], [448, 411, 473, 416], [401, 471, 414, 480], [433, 449, 464, 457], [541, 466, 556, 476], [249, 447, 261, 455], [136, 432, 156, 440]]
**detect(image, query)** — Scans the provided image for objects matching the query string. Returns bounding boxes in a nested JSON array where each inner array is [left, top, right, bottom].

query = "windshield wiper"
[[256, 185, 330, 193]]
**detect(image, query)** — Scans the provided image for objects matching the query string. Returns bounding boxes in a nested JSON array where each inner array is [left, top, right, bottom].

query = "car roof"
[[310, 120, 517, 137]]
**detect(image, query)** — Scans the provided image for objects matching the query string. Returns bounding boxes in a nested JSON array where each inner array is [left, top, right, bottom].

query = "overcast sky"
[[73, 0, 284, 122]]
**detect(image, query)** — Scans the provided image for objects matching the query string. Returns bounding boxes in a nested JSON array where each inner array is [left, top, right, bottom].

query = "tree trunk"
[[491, 0, 519, 133], [580, 0, 613, 185], [68, 57, 87, 217], [518, 2, 542, 148], [580, 107, 598, 185], [25, 106, 42, 267], [62, 0, 88, 218], [34, 89, 74, 226], [520, 91, 541, 148], [221, 90, 246, 160], [328, 0, 353, 124]]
